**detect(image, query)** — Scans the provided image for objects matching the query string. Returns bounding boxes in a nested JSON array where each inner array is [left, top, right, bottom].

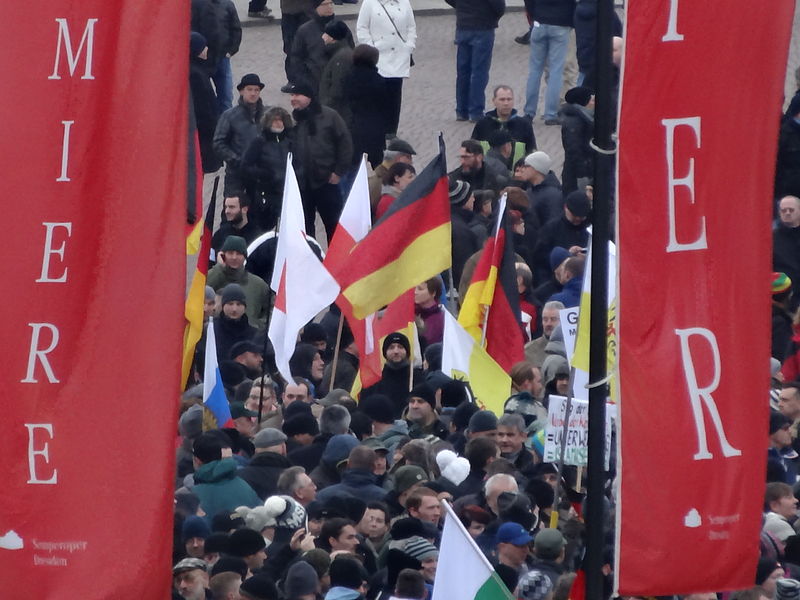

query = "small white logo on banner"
[[0, 530, 24, 550], [684, 509, 702, 528]]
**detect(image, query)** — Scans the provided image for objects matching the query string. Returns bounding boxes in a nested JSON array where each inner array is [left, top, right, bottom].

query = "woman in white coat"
[[356, 0, 416, 137]]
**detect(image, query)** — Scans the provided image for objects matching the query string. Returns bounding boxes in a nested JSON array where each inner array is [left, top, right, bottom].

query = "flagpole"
[[586, 0, 615, 596], [329, 311, 345, 390], [446, 267, 457, 315], [550, 367, 577, 529], [479, 305, 491, 347], [257, 212, 281, 427]]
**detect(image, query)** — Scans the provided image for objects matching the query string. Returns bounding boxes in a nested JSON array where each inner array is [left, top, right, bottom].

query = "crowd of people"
[[179, 0, 800, 599]]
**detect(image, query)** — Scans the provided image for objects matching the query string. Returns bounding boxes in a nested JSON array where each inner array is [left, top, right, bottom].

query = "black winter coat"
[[527, 171, 563, 227], [189, 57, 222, 173], [214, 0, 243, 57], [774, 224, 800, 300], [451, 206, 485, 289], [524, 0, 575, 26], [214, 314, 259, 365], [346, 63, 390, 168], [290, 15, 354, 91], [533, 215, 589, 282], [241, 127, 294, 201], [288, 433, 333, 473], [449, 160, 509, 195], [559, 103, 594, 194], [471, 109, 536, 153], [291, 101, 354, 189], [775, 118, 800, 199], [573, 0, 623, 75], [213, 98, 266, 166], [237, 451, 293, 500], [192, 0, 222, 72], [361, 363, 423, 419], [445, 0, 505, 30]]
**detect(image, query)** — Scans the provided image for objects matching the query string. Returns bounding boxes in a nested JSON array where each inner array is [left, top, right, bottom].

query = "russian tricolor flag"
[[203, 317, 232, 429]]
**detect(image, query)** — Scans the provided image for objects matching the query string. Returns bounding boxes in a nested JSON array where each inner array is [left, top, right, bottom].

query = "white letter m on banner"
[[675, 327, 741, 460]]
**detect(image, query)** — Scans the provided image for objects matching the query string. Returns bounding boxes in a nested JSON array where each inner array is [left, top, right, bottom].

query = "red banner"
[[0, 4, 186, 597], [616, 0, 794, 595]]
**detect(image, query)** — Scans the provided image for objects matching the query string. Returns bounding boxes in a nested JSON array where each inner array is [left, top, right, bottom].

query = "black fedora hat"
[[237, 73, 265, 90]]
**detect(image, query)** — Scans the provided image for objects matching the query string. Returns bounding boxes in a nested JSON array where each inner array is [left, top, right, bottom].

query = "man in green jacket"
[[207, 235, 269, 328], [192, 431, 261, 522]]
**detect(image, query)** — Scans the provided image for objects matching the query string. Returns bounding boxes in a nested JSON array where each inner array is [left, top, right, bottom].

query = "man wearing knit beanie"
[[208, 235, 270, 328], [402, 536, 439, 584], [228, 528, 268, 571], [406, 384, 448, 441], [362, 331, 422, 419], [285, 560, 321, 600], [182, 515, 212, 559]]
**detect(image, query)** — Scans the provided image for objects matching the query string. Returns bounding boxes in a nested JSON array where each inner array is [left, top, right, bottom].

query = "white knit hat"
[[437, 450, 470, 486]]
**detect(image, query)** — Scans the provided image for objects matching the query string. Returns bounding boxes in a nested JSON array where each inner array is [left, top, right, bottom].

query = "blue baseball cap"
[[496, 522, 533, 546]]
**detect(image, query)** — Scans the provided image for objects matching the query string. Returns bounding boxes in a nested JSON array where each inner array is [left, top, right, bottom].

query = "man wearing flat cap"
[[238, 428, 293, 500], [173, 557, 211, 599], [368, 138, 416, 210], [207, 236, 269, 328], [231, 340, 264, 379], [214, 73, 268, 196]]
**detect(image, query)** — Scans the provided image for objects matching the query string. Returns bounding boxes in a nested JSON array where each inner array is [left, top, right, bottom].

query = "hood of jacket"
[[560, 102, 594, 123], [194, 457, 239, 484], [325, 587, 362, 600]]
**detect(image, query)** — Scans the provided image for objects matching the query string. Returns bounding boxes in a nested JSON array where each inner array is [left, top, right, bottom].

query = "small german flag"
[[336, 138, 452, 319]]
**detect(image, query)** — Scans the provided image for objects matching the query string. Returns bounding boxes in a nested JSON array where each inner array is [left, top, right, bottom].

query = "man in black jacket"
[[289, 0, 354, 93], [445, 0, 506, 122], [286, 81, 353, 241], [211, 0, 242, 115], [214, 74, 267, 196], [448, 180, 485, 289], [519, 151, 563, 227], [472, 85, 536, 161], [238, 428, 293, 500], [774, 195, 800, 304], [449, 139, 509, 194]]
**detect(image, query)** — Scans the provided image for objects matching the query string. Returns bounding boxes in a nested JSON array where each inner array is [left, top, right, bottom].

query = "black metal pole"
[[585, 0, 615, 597]]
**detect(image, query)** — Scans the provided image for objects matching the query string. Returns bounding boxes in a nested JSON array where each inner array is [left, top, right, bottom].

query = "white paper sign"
[[543, 395, 613, 469]]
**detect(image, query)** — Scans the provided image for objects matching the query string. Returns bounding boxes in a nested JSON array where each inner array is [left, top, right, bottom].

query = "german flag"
[[336, 139, 451, 319], [458, 195, 524, 372], [181, 182, 217, 389]]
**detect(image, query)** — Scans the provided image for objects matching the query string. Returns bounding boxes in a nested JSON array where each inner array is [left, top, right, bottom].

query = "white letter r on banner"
[[676, 327, 741, 460]]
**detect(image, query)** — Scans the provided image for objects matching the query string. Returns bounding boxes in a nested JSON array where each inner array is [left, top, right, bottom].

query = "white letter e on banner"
[[663, 117, 707, 253]]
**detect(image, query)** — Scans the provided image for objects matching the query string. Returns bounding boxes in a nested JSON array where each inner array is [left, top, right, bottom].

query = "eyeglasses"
[[458, 154, 474, 159]]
